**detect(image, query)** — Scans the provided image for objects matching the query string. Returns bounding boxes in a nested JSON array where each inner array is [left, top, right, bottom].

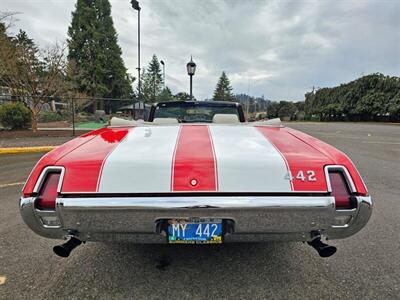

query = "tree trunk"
[[31, 113, 38, 132], [92, 99, 97, 112]]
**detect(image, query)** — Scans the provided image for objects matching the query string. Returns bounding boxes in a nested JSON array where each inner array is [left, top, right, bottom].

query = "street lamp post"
[[186, 56, 196, 101], [160, 60, 165, 90], [131, 0, 141, 118]]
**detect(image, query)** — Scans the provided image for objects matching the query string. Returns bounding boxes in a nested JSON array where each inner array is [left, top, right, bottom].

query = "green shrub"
[[38, 111, 63, 123], [59, 109, 72, 119], [0, 102, 31, 129]]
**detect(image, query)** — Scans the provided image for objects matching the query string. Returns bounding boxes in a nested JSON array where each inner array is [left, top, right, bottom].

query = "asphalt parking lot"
[[0, 122, 399, 299]]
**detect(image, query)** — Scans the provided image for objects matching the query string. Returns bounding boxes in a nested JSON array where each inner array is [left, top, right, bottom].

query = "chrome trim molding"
[[324, 165, 357, 193], [57, 196, 334, 209], [326, 195, 373, 239], [19, 195, 373, 243], [33, 166, 65, 193], [20, 197, 65, 239]]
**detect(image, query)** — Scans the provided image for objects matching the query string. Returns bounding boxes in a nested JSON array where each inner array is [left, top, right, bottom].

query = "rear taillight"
[[329, 171, 352, 209], [36, 172, 60, 210]]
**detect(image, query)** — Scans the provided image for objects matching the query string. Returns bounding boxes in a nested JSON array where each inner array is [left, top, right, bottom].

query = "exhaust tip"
[[53, 245, 70, 258], [318, 245, 337, 258], [307, 238, 337, 258], [53, 237, 82, 258]]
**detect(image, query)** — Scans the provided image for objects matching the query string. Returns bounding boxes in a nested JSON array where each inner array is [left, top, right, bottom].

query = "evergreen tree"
[[67, 0, 133, 109], [15, 30, 43, 75], [157, 86, 174, 102], [175, 92, 195, 101], [212, 71, 234, 101], [140, 55, 163, 103]]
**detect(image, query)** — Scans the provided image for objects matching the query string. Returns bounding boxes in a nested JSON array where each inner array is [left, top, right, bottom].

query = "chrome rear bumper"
[[20, 195, 372, 243]]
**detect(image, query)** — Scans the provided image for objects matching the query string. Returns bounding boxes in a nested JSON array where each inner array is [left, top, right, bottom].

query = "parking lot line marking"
[[0, 276, 6, 285], [316, 133, 363, 139], [0, 182, 25, 188], [362, 141, 400, 145], [0, 146, 56, 155]]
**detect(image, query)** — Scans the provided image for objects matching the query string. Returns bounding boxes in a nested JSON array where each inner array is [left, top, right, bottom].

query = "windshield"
[[153, 103, 239, 123]]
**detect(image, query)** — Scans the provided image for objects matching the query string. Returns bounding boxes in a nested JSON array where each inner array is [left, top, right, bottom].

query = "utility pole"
[[160, 60, 165, 90], [131, 0, 141, 118], [71, 97, 75, 137]]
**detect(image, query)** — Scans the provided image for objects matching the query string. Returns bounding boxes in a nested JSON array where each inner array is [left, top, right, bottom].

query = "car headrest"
[[212, 114, 239, 124], [252, 118, 282, 126], [110, 117, 140, 126], [153, 118, 179, 124]]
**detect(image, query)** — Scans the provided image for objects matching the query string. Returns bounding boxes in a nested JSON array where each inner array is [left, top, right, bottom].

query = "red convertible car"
[[20, 101, 372, 258]]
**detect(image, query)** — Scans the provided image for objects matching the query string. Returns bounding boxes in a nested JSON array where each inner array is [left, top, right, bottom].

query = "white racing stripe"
[[98, 126, 180, 193], [209, 126, 291, 192]]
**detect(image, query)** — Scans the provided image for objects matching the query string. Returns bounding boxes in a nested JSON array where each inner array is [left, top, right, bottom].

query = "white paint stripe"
[[259, 131, 294, 191], [207, 125, 219, 190], [209, 126, 291, 192], [96, 132, 130, 192], [0, 182, 25, 188], [98, 126, 180, 193], [170, 126, 182, 191]]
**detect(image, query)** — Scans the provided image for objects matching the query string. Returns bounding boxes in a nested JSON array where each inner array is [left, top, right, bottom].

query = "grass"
[[76, 121, 106, 129]]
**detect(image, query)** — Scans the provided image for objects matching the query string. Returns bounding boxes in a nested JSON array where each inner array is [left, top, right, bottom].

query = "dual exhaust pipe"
[[307, 237, 337, 258], [53, 236, 336, 258], [53, 237, 82, 258]]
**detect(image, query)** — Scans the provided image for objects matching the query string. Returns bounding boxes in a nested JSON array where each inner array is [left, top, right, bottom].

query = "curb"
[[0, 146, 56, 155]]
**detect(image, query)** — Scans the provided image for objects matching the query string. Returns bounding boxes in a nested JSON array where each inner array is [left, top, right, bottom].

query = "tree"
[[0, 21, 11, 87], [265, 100, 299, 120], [157, 86, 174, 102], [213, 71, 234, 101], [175, 92, 194, 101], [67, 0, 133, 110], [388, 93, 400, 121], [0, 27, 68, 131], [266, 102, 280, 119], [355, 92, 389, 120], [304, 73, 400, 121], [140, 55, 163, 103], [277, 101, 296, 120]]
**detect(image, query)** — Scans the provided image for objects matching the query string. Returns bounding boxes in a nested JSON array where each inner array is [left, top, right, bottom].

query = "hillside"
[[304, 73, 400, 121]]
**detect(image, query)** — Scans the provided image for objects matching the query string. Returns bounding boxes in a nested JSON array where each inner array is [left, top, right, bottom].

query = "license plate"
[[167, 218, 223, 244]]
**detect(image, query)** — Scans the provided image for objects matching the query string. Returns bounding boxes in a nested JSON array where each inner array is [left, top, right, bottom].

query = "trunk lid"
[[56, 125, 333, 193]]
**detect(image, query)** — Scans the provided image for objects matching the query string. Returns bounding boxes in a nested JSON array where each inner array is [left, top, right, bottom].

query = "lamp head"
[[186, 56, 196, 76]]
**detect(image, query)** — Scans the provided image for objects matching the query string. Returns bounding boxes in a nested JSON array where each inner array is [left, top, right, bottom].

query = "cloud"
[[2, 0, 399, 100]]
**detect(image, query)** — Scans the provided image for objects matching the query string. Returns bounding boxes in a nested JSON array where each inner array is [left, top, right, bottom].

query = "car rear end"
[[20, 124, 372, 257]]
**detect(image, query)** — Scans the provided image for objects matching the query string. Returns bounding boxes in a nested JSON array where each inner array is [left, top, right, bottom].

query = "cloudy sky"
[[2, 0, 399, 101]]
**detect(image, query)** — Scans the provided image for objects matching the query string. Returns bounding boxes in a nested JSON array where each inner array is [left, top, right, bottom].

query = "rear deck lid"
[[56, 125, 334, 194]]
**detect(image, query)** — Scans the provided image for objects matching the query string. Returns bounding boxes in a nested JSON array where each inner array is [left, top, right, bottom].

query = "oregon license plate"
[[167, 218, 223, 244]]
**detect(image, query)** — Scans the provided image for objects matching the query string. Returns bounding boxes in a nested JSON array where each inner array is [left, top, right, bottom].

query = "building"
[[117, 102, 152, 120]]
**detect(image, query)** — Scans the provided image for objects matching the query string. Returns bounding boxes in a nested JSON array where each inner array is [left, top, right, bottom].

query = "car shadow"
[[44, 241, 311, 299]]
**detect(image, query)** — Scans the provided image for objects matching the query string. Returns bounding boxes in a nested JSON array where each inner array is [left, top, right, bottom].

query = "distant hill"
[[234, 94, 271, 113], [304, 73, 400, 121]]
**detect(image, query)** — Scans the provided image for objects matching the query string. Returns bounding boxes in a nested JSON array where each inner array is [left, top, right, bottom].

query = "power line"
[[0, 94, 138, 102]]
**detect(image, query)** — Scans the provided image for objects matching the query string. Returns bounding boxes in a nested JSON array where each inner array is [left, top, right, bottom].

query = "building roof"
[[118, 102, 152, 110]]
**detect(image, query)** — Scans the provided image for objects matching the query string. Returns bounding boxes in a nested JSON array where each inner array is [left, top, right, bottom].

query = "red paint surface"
[[172, 125, 217, 191], [257, 127, 334, 192], [285, 127, 368, 195], [56, 128, 129, 193], [22, 128, 107, 196]]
